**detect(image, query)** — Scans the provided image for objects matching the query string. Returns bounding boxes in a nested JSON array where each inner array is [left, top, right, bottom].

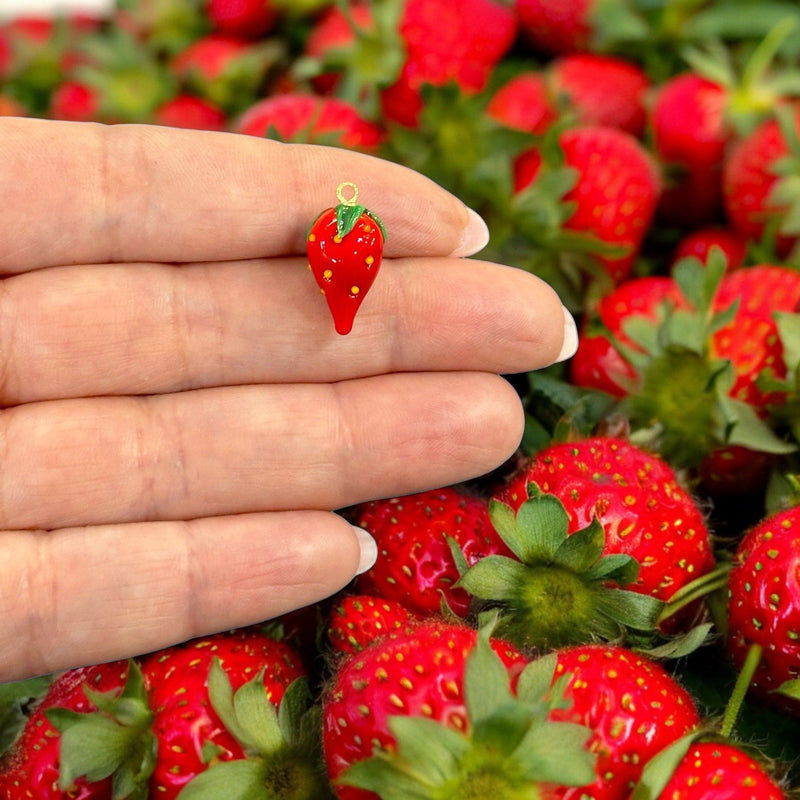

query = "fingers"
[[0, 372, 524, 531], [0, 118, 483, 275], [0, 257, 570, 404], [0, 511, 374, 681]]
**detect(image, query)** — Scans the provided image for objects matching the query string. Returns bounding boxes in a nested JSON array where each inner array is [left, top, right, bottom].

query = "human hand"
[[0, 118, 576, 682]]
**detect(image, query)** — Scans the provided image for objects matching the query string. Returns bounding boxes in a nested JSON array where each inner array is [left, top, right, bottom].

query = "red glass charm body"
[[307, 183, 386, 335]]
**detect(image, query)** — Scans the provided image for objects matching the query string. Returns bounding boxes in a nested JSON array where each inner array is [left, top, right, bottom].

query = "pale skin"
[[0, 117, 574, 683]]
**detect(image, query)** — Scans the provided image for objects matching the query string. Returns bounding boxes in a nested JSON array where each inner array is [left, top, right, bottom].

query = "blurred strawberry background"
[[2, 0, 800, 798]]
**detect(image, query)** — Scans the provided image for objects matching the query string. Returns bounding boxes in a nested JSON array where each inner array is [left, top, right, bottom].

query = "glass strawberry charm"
[[307, 182, 387, 335]]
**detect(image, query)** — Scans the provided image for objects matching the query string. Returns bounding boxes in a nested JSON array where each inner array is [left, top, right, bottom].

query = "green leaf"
[[630, 732, 703, 800], [715, 396, 797, 453], [551, 518, 606, 573], [515, 654, 557, 707], [177, 759, 269, 800], [276, 677, 312, 748], [513, 493, 571, 562], [0, 674, 51, 757], [776, 677, 800, 701], [335, 202, 368, 238], [207, 658, 244, 737], [386, 715, 469, 785], [464, 625, 515, 726], [512, 720, 596, 785], [232, 671, 284, 756], [776, 312, 800, 375], [53, 712, 140, 787], [457, 555, 529, 602], [338, 754, 439, 800], [584, 553, 640, 586], [594, 588, 665, 632]]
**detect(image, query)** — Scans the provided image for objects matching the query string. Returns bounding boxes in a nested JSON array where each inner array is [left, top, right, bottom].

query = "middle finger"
[[0, 371, 524, 530], [0, 257, 567, 404]]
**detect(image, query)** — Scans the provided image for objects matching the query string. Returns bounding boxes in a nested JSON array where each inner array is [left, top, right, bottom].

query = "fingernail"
[[555, 305, 579, 363], [450, 207, 490, 257], [351, 525, 378, 575]]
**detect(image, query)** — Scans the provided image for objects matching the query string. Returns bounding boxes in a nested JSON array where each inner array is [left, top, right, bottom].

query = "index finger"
[[0, 118, 486, 275]]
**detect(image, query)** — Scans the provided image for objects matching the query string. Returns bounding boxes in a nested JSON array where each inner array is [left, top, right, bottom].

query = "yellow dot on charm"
[[323, 269, 333, 280], [363, 224, 372, 233], [365, 255, 374, 265], [333, 234, 343, 244], [320, 288, 326, 295], [308, 233, 316, 242], [351, 285, 360, 295]]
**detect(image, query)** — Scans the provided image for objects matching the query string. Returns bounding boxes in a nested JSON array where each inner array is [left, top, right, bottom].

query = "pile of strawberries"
[[2, 0, 800, 797]]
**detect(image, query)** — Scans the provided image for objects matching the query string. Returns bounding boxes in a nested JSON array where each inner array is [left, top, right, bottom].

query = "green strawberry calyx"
[[614, 248, 796, 468], [45, 661, 156, 800], [453, 483, 679, 654], [178, 660, 333, 800], [338, 616, 597, 799]]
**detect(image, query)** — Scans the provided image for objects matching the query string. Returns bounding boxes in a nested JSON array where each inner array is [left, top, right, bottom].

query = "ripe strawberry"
[[570, 275, 688, 398], [726, 504, 800, 716], [650, 73, 729, 227], [302, 0, 516, 127], [351, 486, 513, 618], [486, 70, 558, 135], [513, 125, 661, 285], [170, 33, 281, 115], [205, 0, 278, 39], [549, 644, 701, 800], [48, 79, 98, 121], [548, 53, 650, 136], [234, 93, 384, 150], [641, 741, 786, 799], [515, 0, 596, 54], [153, 93, 227, 130], [0, 661, 130, 799], [323, 620, 597, 800], [492, 437, 716, 629], [326, 594, 421, 656], [670, 226, 748, 271], [306, 182, 386, 335], [723, 105, 800, 258], [569, 257, 799, 492], [140, 629, 307, 797]]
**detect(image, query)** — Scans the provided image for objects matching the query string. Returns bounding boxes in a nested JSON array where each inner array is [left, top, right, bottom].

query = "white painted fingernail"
[[351, 525, 378, 575], [450, 208, 490, 257], [555, 305, 579, 363]]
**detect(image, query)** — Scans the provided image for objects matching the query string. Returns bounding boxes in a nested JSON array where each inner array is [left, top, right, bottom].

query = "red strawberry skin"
[[650, 73, 728, 227], [234, 93, 384, 150], [550, 645, 701, 800], [487, 71, 558, 135], [723, 108, 799, 256], [493, 438, 715, 613], [306, 200, 385, 335], [352, 487, 513, 618], [305, 0, 516, 128], [206, 0, 278, 39], [327, 594, 420, 656], [153, 94, 227, 131], [727, 505, 800, 715], [570, 275, 687, 397], [516, 0, 594, 55], [322, 621, 527, 800], [670, 226, 747, 271], [0, 662, 130, 800], [548, 53, 650, 136], [658, 741, 786, 799], [140, 630, 306, 798], [711, 265, 800, 409], [515, 126, 661, 284]]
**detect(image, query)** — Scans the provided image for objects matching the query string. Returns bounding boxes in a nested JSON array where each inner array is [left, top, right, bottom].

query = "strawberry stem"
[[720, 642, 763, 739]]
